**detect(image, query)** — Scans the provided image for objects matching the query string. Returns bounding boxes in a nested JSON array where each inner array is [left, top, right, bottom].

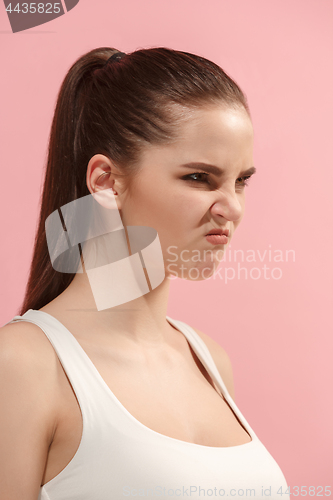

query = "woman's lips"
[[205, 227, 230, 245], [205, 234, 229, 245]]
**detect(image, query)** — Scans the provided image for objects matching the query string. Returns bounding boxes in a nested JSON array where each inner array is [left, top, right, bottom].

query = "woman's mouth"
[[205, 227, 229, 245], [205, 234, 229, 245]]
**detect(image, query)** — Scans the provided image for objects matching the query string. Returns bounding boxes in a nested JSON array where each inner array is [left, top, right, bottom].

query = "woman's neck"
[[42, 270, 174, 347]]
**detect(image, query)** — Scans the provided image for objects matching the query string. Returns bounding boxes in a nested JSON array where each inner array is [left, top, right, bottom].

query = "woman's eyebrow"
[[179, 162, 256, 177]]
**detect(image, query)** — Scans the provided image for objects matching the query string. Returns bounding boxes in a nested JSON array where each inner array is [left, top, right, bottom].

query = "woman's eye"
[[183, 173, 253, 187], [236, 175, 252, 187], [184, 172, 210, 184]]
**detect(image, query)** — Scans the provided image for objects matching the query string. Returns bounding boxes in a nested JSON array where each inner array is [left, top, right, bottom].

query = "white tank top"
[[6, 309, 290, 500]]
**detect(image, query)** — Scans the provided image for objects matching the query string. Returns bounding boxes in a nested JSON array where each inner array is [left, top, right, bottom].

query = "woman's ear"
[[86, 154, 117, 193], [86, 154, 123, 210]]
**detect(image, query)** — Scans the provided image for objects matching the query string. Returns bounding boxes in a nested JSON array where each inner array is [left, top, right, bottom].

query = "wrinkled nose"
[[210, 188, 243, 222]]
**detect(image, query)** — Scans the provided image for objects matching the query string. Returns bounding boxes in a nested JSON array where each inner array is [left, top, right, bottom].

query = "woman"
[[0, 47, 289, 500]]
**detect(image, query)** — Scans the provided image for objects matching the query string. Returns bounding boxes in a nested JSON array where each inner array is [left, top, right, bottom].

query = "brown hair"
[[18, 46, 250, 315]]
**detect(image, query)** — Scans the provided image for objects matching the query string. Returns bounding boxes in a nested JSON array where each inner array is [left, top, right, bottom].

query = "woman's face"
[[116, 104, 255, 281]]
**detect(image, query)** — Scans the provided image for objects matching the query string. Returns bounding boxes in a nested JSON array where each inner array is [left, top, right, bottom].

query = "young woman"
[[0, 47, 290, 500]]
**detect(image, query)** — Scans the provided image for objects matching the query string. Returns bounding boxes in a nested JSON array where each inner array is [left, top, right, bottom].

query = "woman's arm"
[[0, 322, 59, 500], [192, 327, 235, 401]]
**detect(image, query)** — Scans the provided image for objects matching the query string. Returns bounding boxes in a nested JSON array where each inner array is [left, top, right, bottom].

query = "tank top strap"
[[166, 316, 259, 442], [166, 316, 230, 397], [5, 309, 108, 416]]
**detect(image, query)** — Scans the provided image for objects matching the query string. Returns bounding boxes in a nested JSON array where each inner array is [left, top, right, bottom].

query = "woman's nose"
[[210, 188, 243, 222]]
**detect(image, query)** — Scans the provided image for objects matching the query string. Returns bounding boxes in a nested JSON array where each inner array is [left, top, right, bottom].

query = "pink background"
[[1, 0, 332, 492]]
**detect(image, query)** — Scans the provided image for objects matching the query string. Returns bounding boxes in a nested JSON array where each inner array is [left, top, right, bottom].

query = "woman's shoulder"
[[189, 324, 235, 401], [0, 319, 62, 494], [0, 319, 64, 418], [0, 318, 58, 365]]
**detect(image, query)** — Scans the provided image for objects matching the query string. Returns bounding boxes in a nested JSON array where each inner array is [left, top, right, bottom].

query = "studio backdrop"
[[0, 0, 332, 492]]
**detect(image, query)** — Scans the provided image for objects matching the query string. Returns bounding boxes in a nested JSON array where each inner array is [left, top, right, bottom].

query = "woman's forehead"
[[137, 106, 253, 167]]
